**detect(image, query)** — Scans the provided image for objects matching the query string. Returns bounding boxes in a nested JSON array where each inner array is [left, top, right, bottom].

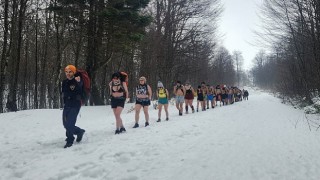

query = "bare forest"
[[252, 0, 320, 110], [0, 0, 250, 113]]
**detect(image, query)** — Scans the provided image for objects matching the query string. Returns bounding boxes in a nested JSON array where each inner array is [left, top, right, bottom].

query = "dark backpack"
[[75, 69, 91, 105]]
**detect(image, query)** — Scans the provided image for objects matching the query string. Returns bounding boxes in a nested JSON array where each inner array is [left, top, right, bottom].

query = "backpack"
[[75, 69, 91, 105], [119, 71, 128, 86], [158, 88, 167, 98]]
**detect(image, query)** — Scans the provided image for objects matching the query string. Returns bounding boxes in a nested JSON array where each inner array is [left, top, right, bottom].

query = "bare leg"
[[135, 104, 142, 123]]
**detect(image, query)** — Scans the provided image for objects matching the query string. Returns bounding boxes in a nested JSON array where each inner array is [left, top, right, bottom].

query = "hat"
[[157, 81, 164, 88], [65, 65, 76, 74]]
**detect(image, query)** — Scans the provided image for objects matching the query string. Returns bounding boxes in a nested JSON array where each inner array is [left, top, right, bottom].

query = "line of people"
[[61, 64, 249, 148]]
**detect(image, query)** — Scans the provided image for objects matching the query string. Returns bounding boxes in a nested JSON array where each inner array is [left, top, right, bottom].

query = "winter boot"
[[64, 142, 73, 148], [115, 129, 120, 134], [133, 123, 139, 128], [76, 129, 85, 143], [191, 106, 195, 113], [120, 127, 126, 133]]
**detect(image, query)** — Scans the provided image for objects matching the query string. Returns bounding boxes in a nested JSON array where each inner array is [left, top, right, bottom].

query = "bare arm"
[[123, 82, 129, 99], [148, 85, 152, 100], [109, 81, 112, 96]]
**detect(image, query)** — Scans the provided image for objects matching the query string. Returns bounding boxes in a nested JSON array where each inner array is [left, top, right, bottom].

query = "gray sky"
[[218, 0, 263, 70]]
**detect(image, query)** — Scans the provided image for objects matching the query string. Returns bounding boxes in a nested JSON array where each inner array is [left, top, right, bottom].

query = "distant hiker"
[[156, 81, 169, 122], [201, 82, 208, 110], [196, 85, 204, 112], [221, 86, 227, 106], [215, 85, 222, 107], [61, 65, 86, 148], [228, 88, 234, 105], [109, 72, 129, 134], [207, 85, 215, 108], [133, 76, 152, 128], [243, 90, 249, 100], [184, 82, 195, 113], [173, 80, 186, 116]]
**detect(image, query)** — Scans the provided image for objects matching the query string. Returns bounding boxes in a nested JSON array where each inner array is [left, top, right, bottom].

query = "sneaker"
[[133, 123, 139, 128], [115, 129, 120, 134], [64, 143, 72, 148], [166, 117, 169, 121], [76, 129, 85, 142], [192, 109, 195, 113], [157, 119, 161, 122], [185, 111, 189, 114], [120, 127, 126, 133], [196, 109, 199, 112], [145, 121, 149, 127], [207, 107, 209, 109], [179, 111, 182, 116]]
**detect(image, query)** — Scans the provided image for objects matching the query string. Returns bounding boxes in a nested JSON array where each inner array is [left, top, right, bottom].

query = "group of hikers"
[[61, 64, 249, 148]]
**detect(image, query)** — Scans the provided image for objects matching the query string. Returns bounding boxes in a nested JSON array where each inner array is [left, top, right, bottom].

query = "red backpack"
[[75, 69, 91, 105], [119, 71, 128, 86]]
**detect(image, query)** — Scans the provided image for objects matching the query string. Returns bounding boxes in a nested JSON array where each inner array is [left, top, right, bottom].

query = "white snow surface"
[[1, 89, 320, 180]]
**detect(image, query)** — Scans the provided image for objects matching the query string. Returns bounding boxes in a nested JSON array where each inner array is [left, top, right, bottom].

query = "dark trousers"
[[62, 107, 82, 144]]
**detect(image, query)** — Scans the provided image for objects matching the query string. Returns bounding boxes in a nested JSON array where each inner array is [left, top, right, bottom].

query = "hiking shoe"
[[76, 129, 85, 142], [157, 119, 161, 122], [64, 143, 73, 148], [115, 129, 120, 134], [145, 122, 149, 127], [133, 123, 139, 128], [120, 127, 126, 133], [166, 117, 169, 121]]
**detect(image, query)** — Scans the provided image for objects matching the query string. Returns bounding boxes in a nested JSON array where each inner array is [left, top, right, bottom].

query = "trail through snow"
[[1, 88, 320, 180]]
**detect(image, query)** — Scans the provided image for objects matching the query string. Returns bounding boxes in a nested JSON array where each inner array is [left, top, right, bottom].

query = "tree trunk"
[[0, 0, 9, 113], [6, 0, 28, 112]]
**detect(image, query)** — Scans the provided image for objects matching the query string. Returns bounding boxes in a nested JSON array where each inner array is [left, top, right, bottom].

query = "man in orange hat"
[[61, 65, 86, 148]]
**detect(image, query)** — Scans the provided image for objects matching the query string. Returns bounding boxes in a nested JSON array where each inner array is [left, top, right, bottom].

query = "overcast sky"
[[218, 0, 264, 70]]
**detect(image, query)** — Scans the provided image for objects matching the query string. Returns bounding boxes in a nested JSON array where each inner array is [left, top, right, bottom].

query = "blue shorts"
[[175, 96, 185, 103], [136, 98, 150, 107], [207, 94, 214, 101], [158, 98, 168, 104]]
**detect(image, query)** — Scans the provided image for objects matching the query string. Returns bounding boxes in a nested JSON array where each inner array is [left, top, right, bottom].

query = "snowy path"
[[1, 89, 320, 180]]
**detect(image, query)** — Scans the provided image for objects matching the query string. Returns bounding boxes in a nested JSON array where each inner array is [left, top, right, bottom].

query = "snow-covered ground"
[[1, 88, 320, 180]]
